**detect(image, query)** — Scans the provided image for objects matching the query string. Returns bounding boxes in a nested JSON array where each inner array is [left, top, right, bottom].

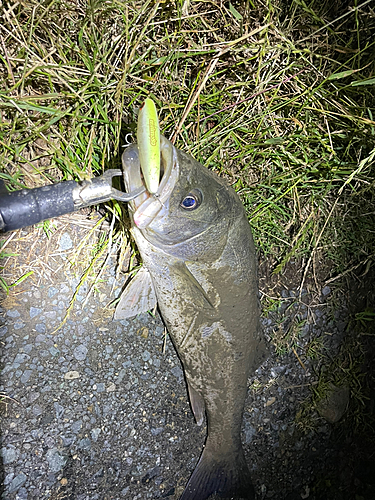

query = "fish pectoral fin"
[[187, 382, 205, 426], [114, 267, 157, 320], [173, 262, 216, 313]]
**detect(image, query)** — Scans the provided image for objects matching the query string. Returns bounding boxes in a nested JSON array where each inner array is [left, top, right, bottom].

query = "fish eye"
[[180, 189, 202, 211]]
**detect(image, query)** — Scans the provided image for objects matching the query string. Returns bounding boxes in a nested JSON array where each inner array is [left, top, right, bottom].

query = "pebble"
[[91, 428, 101, 441], [49, 346, 59, 356], [4, 472, 14, 486], [153, 357, 161, 369], [265, 397, 276, 407], [243, 422, 256, 444], [59, 232, 73, 251], [23, 344, 33, 354], [142, 350, 151, 362], [78, 438, 91, 450], [54, 402, 65, 418], [7, 309, 20, 318], [48, 287, 59, 298], [13, 353, 30, 365], [78, 324, 86, 335], [316, 384, 350, 423], [46, 448, 67, 472], [8, 472, 27, 493], [74, 344, 88, 361], [29, 307, 42, 319], [1, 445, 19, 464], [71, 420, 83, 433], [170, 366, 183, 379], [44, 311, 57, 319], [15, 487, 28, 499], [14, 321, 26, 330], [151, 427, 164, 436], [35, 324, 46, 334], [21, 370, 33, 383], [116, 368, 126, 383], [32, 405, 43, 417], [0, 325, 8, 336], [29, 392, 40, 403]]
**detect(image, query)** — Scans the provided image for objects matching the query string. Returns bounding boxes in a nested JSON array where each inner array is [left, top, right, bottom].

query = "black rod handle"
[[0, 170, 146, 233], [0, 181, 77, 232]]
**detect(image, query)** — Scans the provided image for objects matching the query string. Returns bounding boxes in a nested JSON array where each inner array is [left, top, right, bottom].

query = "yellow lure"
[[137, 98, 161, 194]]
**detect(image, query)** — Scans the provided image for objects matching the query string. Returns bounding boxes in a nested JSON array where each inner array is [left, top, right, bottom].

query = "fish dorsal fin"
[[114, 267, 157, 320], [173, 261, 216, 313]]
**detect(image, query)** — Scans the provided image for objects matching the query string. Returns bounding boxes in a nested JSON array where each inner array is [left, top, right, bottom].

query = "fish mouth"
[[122, 135, 179, 229]]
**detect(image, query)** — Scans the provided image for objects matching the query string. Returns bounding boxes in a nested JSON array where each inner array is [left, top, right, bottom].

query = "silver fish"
[[115, 135, 265, 500]]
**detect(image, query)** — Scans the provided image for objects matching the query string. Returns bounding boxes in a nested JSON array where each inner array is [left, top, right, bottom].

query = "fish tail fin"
[[179, 441, 255, 500]]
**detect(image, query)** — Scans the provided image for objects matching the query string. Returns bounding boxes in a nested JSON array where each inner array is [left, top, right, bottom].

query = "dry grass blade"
[[171, 24, 270, 142]]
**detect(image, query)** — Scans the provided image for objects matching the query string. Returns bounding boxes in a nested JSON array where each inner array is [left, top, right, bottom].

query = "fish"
[[115, 135, 266, 500]]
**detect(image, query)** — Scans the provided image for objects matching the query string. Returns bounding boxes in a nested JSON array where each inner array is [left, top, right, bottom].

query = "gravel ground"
[[1, 216, 374, 500]]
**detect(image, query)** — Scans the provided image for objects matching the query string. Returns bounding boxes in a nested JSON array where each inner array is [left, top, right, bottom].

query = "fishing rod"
[[0, 97, 161, 234], [0, 170, 145, 233]]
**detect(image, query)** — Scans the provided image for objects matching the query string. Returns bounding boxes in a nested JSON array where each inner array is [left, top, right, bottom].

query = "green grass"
[[1, 1, 374, 299]]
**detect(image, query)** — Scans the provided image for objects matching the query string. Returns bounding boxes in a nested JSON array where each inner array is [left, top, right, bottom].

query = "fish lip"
[[121, 136, 179, 229]]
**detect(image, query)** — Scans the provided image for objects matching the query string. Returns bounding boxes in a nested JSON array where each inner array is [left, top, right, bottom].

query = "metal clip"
[[72, 169, 145, 208]]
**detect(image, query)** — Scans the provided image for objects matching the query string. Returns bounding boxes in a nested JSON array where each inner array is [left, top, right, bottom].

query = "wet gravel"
[[1, 221, 374, 500]]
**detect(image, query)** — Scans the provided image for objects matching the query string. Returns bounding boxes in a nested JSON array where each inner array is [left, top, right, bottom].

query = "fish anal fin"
[[114, 267, 157, 320], [180, 440, 255, 500], [187, 382, 205, 426]]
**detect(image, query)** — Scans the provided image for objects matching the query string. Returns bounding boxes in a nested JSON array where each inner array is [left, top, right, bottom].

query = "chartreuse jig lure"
[[137, 98, 161, 194]]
